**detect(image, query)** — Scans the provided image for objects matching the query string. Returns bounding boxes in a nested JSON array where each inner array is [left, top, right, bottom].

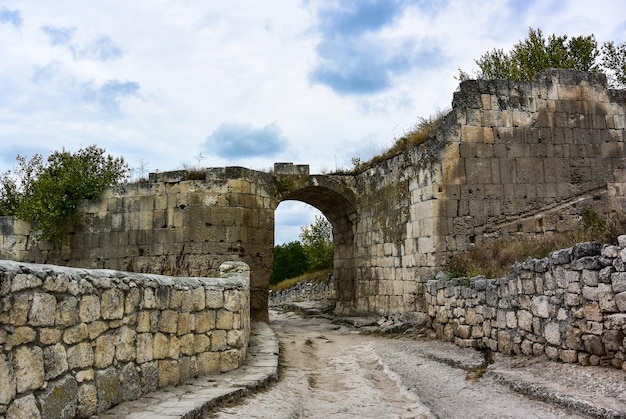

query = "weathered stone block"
[[616, 292, 626, 311], [116, 326, 137, 362], [63, 324, 88, 345], [544, 322, 561, 346], [159, 310, 178, 334], [101, 289, 124, 320], [7, 327, 36, 348], [612, 272, 626, 292], [220, 349, 241, 372], [211, 330, 227, 351], [95, 367, 123, 412], [197, 352, 220, 375], [29, 292, 56, 326], [93, 333, 115, 369], [6, 394, 40, 419], [531, 295, 550, 318], [216, 309, 234, 330], [79, 294, 101, 323], [582, 334, 605, 355], [0, 353, 16, 405], [603, 329, 624, 352], [77, 383, 98, 418], [177, 312, 192, 335], [38, 376, 78, 419], [43, 344, 68, 380], [67, 342, 94, 370], [14, 346, 44, 393], [179, 333, 195, 356], [583, 301, 602, 321], [158, 360, 180, 388]]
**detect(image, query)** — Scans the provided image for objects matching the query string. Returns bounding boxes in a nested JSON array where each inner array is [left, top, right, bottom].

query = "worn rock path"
[[205, 309, 626, 419]]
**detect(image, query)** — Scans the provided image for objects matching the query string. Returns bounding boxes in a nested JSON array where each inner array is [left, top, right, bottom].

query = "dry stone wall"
[[426, 238, 626, 370], [0, 260, 250, 418]]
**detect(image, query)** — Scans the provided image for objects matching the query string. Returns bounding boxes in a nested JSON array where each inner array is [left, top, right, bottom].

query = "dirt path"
[[206, 310, 589, 419]]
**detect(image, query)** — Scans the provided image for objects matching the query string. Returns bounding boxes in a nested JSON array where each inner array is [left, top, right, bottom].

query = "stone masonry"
[[0, 260, 250, 418], [0, 69, 624, 320], [426, 237, 626, 370]]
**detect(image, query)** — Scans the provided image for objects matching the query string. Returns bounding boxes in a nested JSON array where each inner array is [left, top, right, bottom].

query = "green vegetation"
[[270, 269, 332, 292], [446, 208, 626, 279], [270, 216, 334, 287], [300, 215, 333, 271], [458, 27, 626, 88], [271, 241, 309, 284], [340, 109, 448, 175], [0, 145, 128, 243]]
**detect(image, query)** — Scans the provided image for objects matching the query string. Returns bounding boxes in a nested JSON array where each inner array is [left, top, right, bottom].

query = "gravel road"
[[206, 310, 592, 419]]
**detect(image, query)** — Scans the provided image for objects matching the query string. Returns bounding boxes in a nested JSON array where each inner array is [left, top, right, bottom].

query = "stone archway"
[[277, 185, 358, 314]]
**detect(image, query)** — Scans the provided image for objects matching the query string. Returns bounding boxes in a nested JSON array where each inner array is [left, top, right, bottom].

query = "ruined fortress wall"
[[0, 167, 276, 320], [0, 261, 250, 418], [347, 69, 626, 316], [0, 70, 624, 319], [426, 240, 626, 371]]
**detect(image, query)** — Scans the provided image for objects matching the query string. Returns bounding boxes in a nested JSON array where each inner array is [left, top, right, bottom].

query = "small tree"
[[270, 241, 309, 284], [0, 145, 128, 243], [458, 27, 625, 88], [300, 215, 333, 271]]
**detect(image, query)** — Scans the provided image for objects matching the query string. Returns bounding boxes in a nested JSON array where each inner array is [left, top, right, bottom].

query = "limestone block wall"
[[0, 260, 250, 418], [0, 167, 275, 320], [348, 69, 625, 317], [426, 239, 626, 370]]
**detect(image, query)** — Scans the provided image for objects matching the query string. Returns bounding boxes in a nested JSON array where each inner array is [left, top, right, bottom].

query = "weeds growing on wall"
[[335, 109, 448, 175], [270, 269, 333, 292], [446, 208, 626, 279]]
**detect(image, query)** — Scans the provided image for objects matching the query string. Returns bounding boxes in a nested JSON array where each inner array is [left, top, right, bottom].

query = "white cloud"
[[0, 0, 625, 242]]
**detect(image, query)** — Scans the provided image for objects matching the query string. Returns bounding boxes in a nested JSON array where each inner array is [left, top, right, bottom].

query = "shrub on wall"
[[0, 145, 128, 243]]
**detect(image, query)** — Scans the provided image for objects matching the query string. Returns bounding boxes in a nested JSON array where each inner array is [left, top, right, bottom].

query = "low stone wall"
[[0, 260, 250, 418], [426, 238, 626, 370], [268, 274, 336, 307]]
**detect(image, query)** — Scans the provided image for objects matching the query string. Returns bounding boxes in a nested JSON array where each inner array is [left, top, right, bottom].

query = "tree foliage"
[[459, 27, 626, 88], [0, 145, 128, 243], [300, 215, 333, 272], [270, 215, 334, 284], [270, 241, 308, 284]]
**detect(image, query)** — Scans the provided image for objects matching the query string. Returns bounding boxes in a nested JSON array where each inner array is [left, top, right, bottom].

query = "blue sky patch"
[[41, 25, 76, 46], [0, 7, 22, 27], [203, 121, 288, 159], [82, 80, 140, 112], [72, 35, 123, 61]]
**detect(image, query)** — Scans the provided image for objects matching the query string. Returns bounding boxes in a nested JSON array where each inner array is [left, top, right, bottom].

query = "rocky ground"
[[204, 302, 626, 419]]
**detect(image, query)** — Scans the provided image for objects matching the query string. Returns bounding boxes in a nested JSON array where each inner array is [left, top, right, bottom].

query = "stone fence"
[[0, 260, 250, 418], [268, 274, 336, 307], [426, 238, 626, 370]]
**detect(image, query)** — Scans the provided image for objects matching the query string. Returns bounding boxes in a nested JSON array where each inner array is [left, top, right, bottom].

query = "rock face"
[[427, 238, 626, 370], [0, 69, 625, 320], [0, 260, 250, 418]]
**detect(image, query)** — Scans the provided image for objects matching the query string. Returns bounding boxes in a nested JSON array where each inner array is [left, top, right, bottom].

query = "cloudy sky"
[[1, 0, 625, 244]]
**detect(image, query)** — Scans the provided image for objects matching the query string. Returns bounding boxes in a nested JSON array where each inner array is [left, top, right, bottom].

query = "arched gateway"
[[2, 70, 626, 320]]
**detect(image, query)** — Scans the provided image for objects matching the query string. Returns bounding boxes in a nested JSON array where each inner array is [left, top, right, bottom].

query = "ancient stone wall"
[[0, 167, 275, 321], [0, 69, 624, 319], [345, 69, 626, 316], [426, 239, 626, 370], [0, 260, 250, 418]]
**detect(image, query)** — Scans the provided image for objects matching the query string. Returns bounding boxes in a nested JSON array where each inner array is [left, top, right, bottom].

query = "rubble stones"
[[427, 235, 626, 370]]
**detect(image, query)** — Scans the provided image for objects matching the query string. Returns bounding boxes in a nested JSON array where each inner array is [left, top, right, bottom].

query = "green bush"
[[0, 145, 128, 243]]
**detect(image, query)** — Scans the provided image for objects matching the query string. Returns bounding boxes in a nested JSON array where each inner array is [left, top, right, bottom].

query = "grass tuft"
[[269, 269, 332, 292]]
